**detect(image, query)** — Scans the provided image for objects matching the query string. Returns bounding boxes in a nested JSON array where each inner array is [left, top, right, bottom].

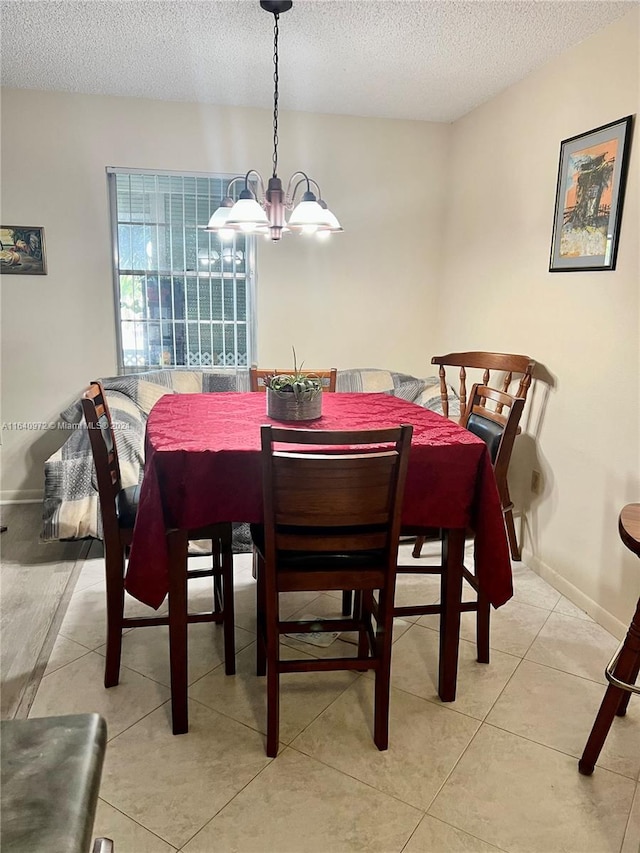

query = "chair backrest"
[[431, 351, 535, 424], [462, 384, 525, 504], [250, 367, 337, 393], [80, 381, 121, 538], [260, 424, 413, 566]]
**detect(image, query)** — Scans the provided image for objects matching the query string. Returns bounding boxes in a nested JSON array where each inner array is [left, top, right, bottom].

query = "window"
[[108, 169, 256, 371]]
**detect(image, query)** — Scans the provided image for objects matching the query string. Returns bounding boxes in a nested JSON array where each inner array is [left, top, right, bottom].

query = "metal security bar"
[[107, 168, 256, 372]]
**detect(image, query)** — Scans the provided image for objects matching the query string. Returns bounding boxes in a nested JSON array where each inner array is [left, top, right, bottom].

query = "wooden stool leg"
[[617, 654, 640, 717], [221, 537, 236, 675], [439, 529, 465, 702], [476, 592, 490, 664], [341, 590, 353, 616], [412, 536, 425, 559], [503, 505, 521, 562], [373, 587, 393, 751], [579, 599, 640, 775], [255, 552, 267, 677], [168, 530, 189, 735], [104, 546, 126, 688]]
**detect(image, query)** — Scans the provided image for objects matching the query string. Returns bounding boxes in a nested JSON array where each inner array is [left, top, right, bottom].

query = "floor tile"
[[93, 799, 177, 853], [622, 783, 640, 853], [418, 598, 550, 658], [404, 815, 503, 852], [43, 635, 90, 675], [487, 659, 640, 779], [96, 622, 254, 687], [429, 724, 635, 853], [292, 678, 480, 809], [73, 556, 107, 592], [525, 611, 618, 684], [182, 747, 422, 852], [389, 623, 520, 719], [510, 562, 562, 610], [59, 584, 166, 651], [554, 595, 594, 621], [29, 651, 170, 739], [190, 641, 357, 743], [100, 699, 271, 850]]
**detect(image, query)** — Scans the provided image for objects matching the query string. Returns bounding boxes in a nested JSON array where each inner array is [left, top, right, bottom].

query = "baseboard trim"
[[521, 547, 627, 640], [0, 491, 44, 504]]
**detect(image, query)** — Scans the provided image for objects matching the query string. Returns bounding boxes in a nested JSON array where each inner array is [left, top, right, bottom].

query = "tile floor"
[[29, 541, 640, 852]]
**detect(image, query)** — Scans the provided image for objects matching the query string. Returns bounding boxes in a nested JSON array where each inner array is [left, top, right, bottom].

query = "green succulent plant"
[[264, 348, 322, 401]]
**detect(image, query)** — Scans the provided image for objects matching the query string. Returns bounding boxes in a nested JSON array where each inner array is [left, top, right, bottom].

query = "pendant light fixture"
[[203, 0, 342, 243]]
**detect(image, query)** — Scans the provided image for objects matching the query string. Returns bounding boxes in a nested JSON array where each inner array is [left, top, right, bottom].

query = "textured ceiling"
[[0, 0, 634, 122]]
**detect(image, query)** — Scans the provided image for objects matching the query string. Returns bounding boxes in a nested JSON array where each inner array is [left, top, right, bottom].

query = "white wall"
[[439, 9, 640, 632], [0, 90, 449, 497]]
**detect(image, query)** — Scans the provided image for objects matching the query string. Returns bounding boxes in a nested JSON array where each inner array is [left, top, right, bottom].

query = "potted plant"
[[264, 349, 323, 422]]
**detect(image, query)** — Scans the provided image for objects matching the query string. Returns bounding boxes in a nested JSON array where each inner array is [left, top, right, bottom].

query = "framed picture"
[[549, 115, 633, 272], [0, 226, 47, 275]]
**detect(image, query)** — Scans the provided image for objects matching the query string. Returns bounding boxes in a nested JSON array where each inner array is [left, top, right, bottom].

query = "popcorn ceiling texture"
[[0, 0, 631, 122]]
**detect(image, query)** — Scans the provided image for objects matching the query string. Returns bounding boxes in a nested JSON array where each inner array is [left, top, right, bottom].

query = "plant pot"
[[266, 387, 322, 422]]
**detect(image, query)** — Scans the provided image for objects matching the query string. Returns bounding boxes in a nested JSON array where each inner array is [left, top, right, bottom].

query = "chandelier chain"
[[272, 12, 280, 178]]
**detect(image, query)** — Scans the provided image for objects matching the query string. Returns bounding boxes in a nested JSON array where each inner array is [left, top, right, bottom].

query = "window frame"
[[107, 166, 257, 374]]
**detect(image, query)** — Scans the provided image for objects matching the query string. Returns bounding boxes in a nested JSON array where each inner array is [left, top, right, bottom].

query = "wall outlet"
[[531, 470, 542, 494]]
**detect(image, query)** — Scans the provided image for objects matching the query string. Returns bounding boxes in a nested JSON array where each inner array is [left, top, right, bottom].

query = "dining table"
[[126, 391, 512, 712]]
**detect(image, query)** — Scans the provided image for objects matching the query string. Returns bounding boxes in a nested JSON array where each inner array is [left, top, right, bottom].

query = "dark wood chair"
[[394, 385, 525, 664], [414, 351, 535, 560], [249, 366, 337, 392], [579, 504, 640, 775], [81, 382, 235, 732], [252, 423, 412, 757]]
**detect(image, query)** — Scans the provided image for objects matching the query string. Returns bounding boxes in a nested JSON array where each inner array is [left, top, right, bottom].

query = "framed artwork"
[[0, 226, 47, 275], [549, 115, 633, 272]]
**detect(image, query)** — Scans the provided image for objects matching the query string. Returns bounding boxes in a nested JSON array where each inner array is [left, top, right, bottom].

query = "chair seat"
[[115, 484, 140, 528]]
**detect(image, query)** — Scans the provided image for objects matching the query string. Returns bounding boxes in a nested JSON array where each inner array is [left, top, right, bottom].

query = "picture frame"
[[549, 115, 633, 272], [0, 226, 47, 275]]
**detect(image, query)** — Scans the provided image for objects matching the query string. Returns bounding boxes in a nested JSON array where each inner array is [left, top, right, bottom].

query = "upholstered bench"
[[1, 713, 112, 852]]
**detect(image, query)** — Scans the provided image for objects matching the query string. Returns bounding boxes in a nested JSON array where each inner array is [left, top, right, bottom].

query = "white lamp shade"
[[287, 199, 327, 230], [226, 198, 270, 231], [203, 205, 233, 232], [319, 207, 343, 232]]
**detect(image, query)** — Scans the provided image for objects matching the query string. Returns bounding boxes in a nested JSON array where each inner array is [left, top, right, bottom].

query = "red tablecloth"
[[126, 393, 512, 610]]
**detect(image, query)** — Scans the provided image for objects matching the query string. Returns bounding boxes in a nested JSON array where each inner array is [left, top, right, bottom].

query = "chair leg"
[[579, 600, 640, 775], [476, 591, 490, 664], [412, 536, 425, 559], [617, 654, 640, 717], [255, 551, 267, 677], [104, 546, 126, 688], [341, 590, 353, 617], [373, 587, 393, 751], [221, 535, 236, 676], [168, 530, 189, 735], [358, 590, 372, 660], [439, 529, 465, 702], [265, 566, 280, 757], [503, 487, 520, 561]]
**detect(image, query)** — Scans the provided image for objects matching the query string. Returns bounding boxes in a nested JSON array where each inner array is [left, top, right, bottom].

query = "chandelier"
[[203, 0, 342, 243]]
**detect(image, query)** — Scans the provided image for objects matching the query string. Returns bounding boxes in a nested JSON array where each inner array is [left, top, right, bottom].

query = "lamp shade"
[[226, 198, 270, 232], [287, 199, 328, 232], [203, 204, 233, 232]]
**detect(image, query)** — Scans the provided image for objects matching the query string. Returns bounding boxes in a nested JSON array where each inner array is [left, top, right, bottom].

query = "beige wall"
[[439, 9, 640, 631], [0, 90, 448, 497]]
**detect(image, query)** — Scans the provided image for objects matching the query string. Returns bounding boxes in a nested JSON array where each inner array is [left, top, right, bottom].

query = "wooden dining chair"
[[252, 423, 412, 757], [81, 382, 236, 707], [579, 504, 640, 775], [395, 385, 525, 663], [413, 351, 535, 561], [249, 366, 337, 392]]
